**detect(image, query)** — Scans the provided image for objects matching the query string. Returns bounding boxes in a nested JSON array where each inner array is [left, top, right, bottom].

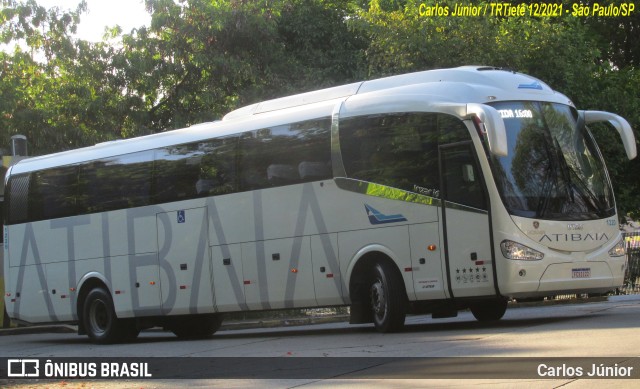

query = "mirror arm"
[[581, 110, 637, 160]]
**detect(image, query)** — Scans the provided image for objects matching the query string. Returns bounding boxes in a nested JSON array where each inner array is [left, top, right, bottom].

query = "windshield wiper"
[[567, 165, 602, 210], [536, 142, 557, 218], [553, 138, 575, 203]]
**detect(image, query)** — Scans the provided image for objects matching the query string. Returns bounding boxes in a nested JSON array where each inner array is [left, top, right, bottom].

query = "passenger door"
[[439, 143, 497, 298]]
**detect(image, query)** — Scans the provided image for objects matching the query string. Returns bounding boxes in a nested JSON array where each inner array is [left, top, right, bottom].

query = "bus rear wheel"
[[369, 261, 406, 333], [470, 299, 508, 322], [82, 287, 133, 344]]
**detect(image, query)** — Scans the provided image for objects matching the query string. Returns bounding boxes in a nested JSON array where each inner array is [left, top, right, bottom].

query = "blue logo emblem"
[[518, 81, 543, 90], [177, 210, 186, 224], [365, 204, 407, 225]]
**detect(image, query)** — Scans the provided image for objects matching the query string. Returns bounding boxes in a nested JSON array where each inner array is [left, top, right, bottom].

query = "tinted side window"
[[154, 143, 202, 204], [339, 113, 439, 195], [439, 116, 487, 210], [239, 118, 331, 191], [439, 114, 473, 144], [29, 166, 78, 221], [441, 146, 487, 210], [78, 151, 153, 213], [154, 136, 238, 204], [196, 136, 238, 196]]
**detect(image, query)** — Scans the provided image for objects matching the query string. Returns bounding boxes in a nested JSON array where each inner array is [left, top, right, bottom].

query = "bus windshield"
[[488, 101, 614, 221]]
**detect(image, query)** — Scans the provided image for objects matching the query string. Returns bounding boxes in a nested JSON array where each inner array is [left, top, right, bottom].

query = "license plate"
[[572, 268, 591, 279]]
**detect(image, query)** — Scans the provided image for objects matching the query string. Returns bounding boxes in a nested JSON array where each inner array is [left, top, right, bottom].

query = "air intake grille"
[[8, 173, 30, 224]]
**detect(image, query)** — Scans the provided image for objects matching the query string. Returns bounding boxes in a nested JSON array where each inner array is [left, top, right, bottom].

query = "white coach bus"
[[3, 66, 637, 343]]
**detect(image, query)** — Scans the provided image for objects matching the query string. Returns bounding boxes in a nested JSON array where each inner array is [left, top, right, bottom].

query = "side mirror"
[[467, 103, 508, 157], [581, 110, 637, 160]]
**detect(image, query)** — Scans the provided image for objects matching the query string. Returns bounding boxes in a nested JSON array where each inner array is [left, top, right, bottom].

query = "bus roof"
[[222, 66, 572, 120], [9, 66, 572, 175]]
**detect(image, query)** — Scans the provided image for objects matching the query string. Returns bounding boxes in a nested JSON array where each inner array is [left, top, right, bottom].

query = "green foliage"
[[0, 0, 638, 216], [107, 0, 366, 134], [277, 0, 368, 89], [584, 67, 640, 219], [0, 0, 136, 153]]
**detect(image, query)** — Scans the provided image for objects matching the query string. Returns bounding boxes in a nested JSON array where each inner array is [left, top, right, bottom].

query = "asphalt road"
[[2, 295, 640, 388]]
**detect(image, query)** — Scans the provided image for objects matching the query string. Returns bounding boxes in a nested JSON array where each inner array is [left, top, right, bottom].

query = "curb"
[[507, 295, 608, 308], [0, 324, 76, 336], [0, 315, 351, 337], [219, 314, 350, 331]]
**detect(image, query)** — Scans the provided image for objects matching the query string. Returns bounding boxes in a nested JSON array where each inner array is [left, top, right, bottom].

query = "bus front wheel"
[[369, 261, 406, 333], [470, 299, 508, 322]]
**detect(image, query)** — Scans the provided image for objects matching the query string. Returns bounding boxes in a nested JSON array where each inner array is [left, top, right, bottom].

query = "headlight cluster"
[[608, 239, 626, 257], [501, 238, 626, 259], [500, 240, 544, 261]]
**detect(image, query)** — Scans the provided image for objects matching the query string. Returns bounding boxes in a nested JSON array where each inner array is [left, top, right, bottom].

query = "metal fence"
[[620, 231, 640, 295]]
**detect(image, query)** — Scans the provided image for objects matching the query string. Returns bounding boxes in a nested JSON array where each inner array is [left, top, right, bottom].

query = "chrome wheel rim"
[[370, 280, 387, 319], [88, 298, 109, 335]]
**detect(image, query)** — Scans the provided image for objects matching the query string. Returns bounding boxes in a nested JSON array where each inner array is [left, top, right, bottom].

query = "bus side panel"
[[207, 192, 256, 247], [8, 264, 53, 323], [107, 253, 162, 318], [207, 182, 340, 247], [208, 183, 343, 311], [211, 243, 245, 312], [5, 222, 56, 322], [339, 226, 412, 299], [7, 224, 26, 266], [47, 256, 110, 323], [409, 223, 447, 300], [13, 214, 150, 267], [242, 236, 316, 310], [45, 261, 74, 321], [95, 209, 159, 260], [441, 207, 495, 298], [157, 207, 215, 316], [5, 208, 161, 322], [123, 209, 159, 257], [311, 233, 343, 306]]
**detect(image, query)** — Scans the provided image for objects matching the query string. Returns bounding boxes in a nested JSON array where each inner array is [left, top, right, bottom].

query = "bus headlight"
[[608, 239, 626, 257], [500, 240, 544, 261]]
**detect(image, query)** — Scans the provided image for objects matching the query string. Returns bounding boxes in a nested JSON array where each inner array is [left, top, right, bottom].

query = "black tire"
[[171, 314, 223, 339], [82, 287, 128, 344], [2, 306, 10, 328], [470, 299, 508, 322], [369, 261, 406, 333], [121, 319, 141, 341]]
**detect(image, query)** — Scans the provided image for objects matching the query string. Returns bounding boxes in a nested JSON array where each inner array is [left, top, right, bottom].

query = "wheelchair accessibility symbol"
[[177, 210, 186, 224]]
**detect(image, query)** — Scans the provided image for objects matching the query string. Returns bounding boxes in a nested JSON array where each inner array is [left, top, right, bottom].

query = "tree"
[[1, 0, 638, 217], [111, 0, 368, 134], [0, 0, 138, 154], [113, 0, 286, 132]]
